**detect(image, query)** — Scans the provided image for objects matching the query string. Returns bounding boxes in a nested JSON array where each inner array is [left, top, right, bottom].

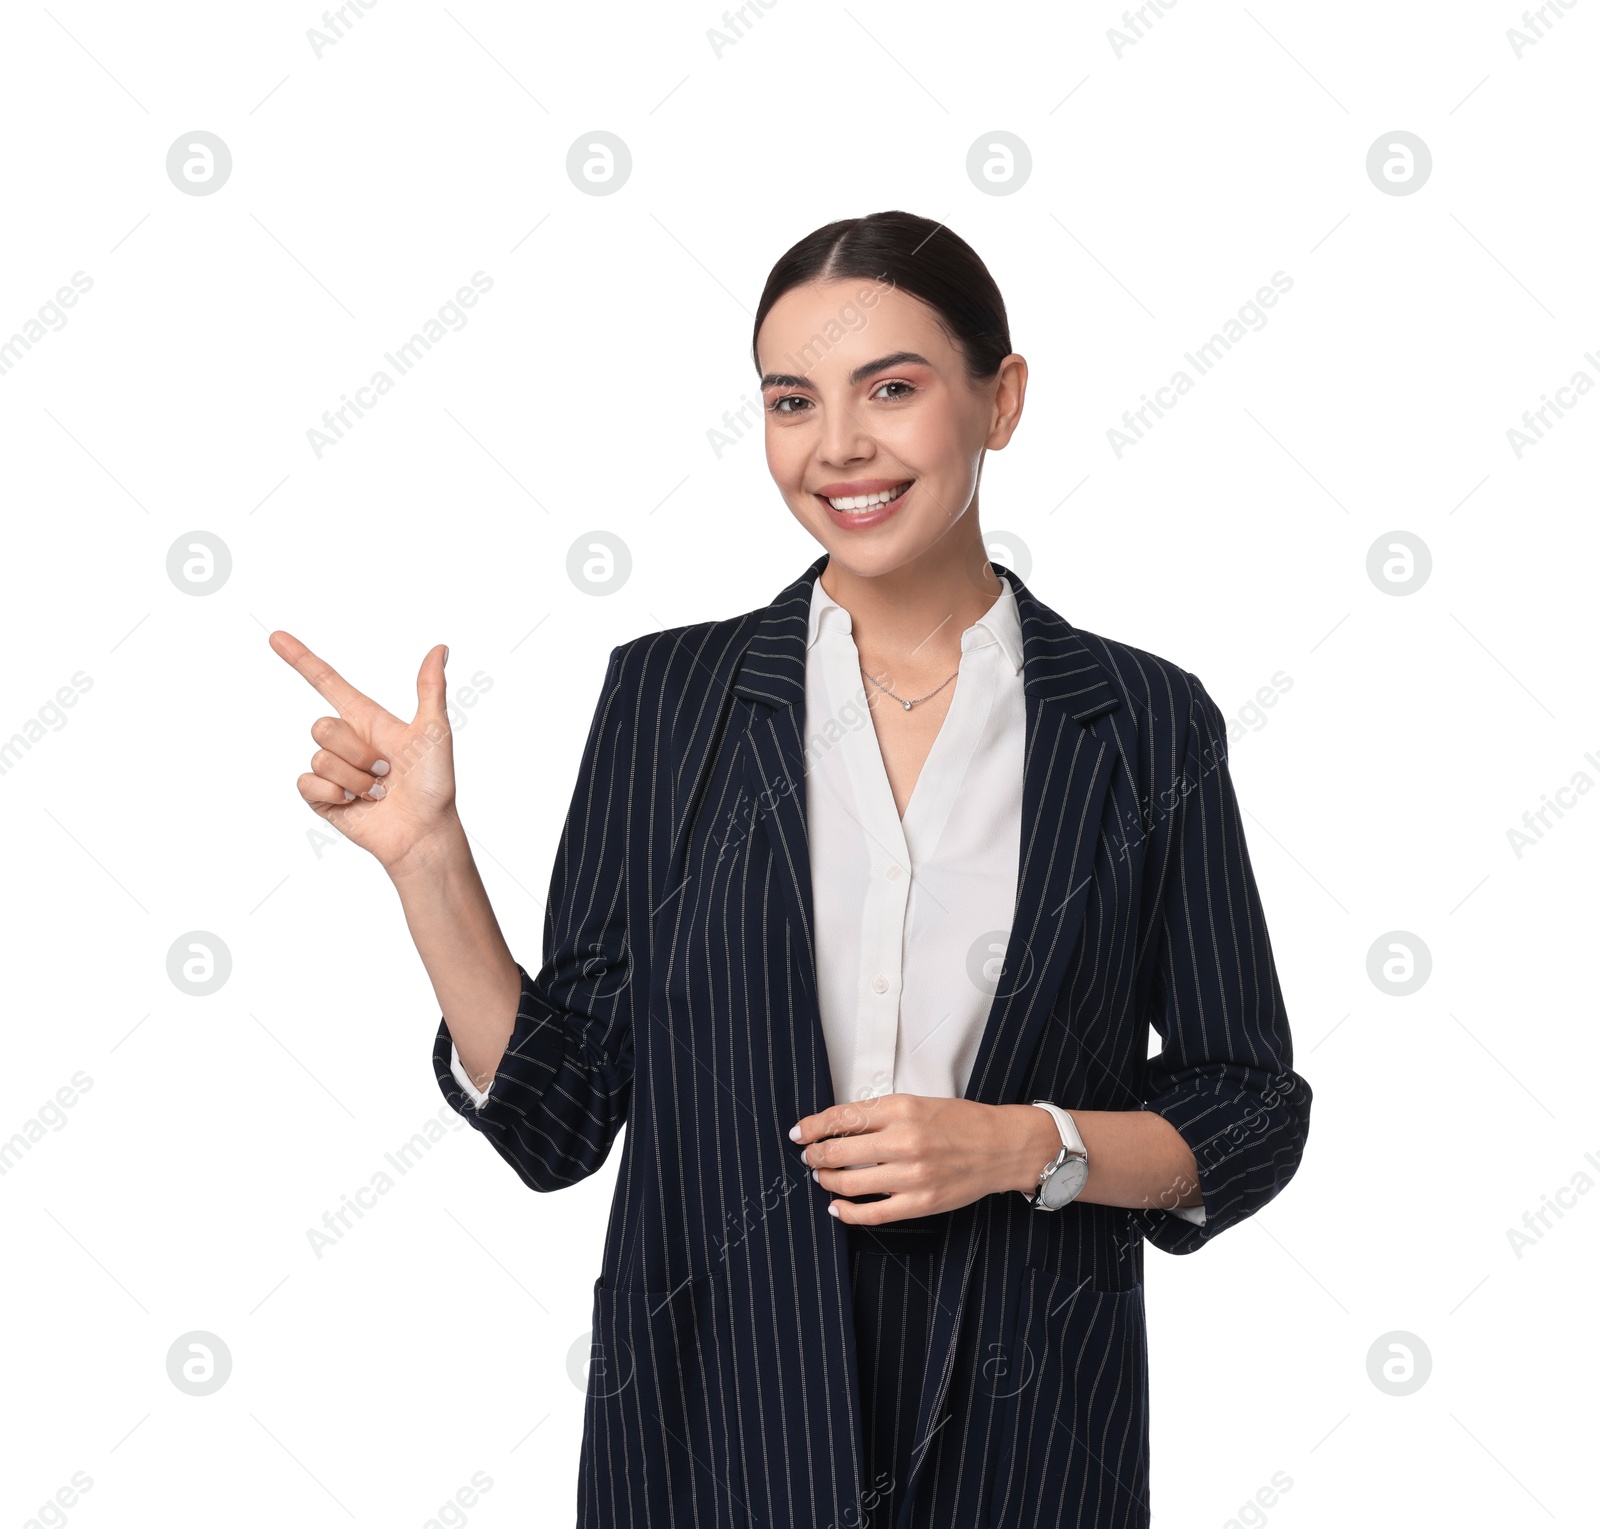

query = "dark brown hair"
[[751, 210, 1012, 385]]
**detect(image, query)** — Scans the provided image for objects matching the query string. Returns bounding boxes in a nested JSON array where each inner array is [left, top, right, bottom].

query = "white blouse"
[[803, 573, 1026, 1110], [451, 574, 1203, 1225]]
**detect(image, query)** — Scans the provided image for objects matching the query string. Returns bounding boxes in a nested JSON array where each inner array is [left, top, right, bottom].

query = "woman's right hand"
[[269, 631, 460, 877]]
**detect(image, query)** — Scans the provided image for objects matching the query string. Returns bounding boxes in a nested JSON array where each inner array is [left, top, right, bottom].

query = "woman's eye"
[[766, 383, 912, 414]]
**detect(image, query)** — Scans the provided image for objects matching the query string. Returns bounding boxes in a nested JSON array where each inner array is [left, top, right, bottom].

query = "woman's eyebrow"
[[759, 352, 932, 391]]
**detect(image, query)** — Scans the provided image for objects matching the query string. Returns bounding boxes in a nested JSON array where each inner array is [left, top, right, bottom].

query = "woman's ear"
[[986, 354, 1028, 449]]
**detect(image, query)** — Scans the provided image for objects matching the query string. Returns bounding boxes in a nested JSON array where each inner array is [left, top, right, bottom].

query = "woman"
[[271, 210, 1311, 1529]]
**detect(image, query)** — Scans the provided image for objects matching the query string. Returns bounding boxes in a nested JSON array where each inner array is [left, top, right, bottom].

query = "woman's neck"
[[817, 531, 1004, 677]]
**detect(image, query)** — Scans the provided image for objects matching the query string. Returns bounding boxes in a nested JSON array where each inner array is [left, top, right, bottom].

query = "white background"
[[1, 2, 1595, 1525]]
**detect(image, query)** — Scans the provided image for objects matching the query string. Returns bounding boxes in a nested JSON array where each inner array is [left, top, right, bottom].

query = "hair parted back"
[[751, 210, 1012, 385]]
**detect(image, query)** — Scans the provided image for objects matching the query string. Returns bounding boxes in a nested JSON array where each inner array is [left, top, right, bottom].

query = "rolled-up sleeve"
[[431, 644, 637, 1192], [1134, 671, 1311, 1255]]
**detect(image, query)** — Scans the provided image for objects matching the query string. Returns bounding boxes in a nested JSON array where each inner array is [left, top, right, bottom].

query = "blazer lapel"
[[728, 562, 873, 1507], [728, 558, 830, 1130], [897, 567, 1124, 1528], [959, 569, 1122, 1107]]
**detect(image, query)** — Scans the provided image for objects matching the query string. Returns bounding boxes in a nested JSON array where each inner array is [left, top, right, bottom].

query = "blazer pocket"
[[582, 1267, 750, 1528], [988, 1269, 1151, 1529]]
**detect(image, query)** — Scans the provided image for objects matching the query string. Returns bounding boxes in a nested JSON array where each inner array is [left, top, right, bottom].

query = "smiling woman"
[[272, 208, 1311, 1529], [748, 217, 1034, 828]]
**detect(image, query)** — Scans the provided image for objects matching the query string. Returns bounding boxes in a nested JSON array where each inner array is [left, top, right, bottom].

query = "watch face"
[[1039, 1155, 1089, 1210]]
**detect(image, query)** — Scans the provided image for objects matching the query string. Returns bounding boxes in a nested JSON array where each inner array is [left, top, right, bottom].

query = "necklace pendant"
[[901, 699, 913, 711]]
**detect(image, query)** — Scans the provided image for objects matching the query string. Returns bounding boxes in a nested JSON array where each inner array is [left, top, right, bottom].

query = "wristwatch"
[[1020, 1101, 1089, 1211]]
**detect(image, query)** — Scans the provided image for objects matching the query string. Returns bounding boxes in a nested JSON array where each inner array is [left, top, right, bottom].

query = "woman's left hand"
[[791, 1095, 1056, 1224]]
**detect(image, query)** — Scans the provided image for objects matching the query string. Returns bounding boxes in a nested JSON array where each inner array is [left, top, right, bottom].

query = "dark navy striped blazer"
[[432, 552, 1312, 1529]]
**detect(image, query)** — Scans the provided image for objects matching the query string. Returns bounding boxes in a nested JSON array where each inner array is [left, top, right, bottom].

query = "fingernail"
[[811, 1169, 819, 1183], [372, 759, 390, 776], [828, 1204, 839, 1218], [369, 783, 386, 799], [442, 645, 449, 665], [343, 790, 354, 801], [789, 1125, 802, 1141]]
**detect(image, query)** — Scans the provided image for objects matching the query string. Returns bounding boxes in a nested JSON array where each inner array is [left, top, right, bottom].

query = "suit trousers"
[[844, 1206, 956, 1528]]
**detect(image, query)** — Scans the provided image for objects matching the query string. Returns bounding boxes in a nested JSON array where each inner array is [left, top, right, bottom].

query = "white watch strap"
[[1021, 1101, 1087, 1202], [1030, 1100, 1086, 1157]]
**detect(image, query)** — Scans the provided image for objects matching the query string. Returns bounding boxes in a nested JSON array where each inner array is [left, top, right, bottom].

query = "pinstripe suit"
[[432, 552, 1312, 1528]]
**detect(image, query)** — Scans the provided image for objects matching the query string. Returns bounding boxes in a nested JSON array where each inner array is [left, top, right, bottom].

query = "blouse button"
[[885, 864, 902, 880], [871, 975, 889, 994]]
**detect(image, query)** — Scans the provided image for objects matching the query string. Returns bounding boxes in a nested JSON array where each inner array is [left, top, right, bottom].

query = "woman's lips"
[[814, 480, 913, 530]]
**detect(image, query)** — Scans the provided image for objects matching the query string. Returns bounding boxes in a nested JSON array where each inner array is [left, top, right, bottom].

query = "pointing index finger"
[[269, 630, 380, 722]]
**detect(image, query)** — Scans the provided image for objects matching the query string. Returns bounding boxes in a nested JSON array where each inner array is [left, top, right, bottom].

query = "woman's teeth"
[[825, 483, 910, 512]]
